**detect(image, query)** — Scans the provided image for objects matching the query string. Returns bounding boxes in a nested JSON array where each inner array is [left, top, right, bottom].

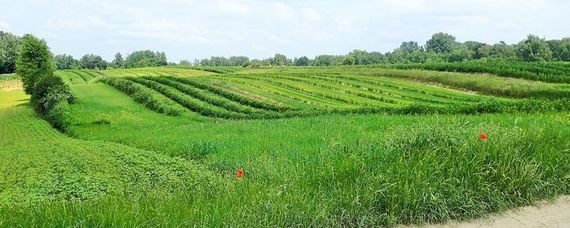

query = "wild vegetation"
[[1, 30, 569, 226], [16, 34, 74, 131], [3, 78, 569, 226]]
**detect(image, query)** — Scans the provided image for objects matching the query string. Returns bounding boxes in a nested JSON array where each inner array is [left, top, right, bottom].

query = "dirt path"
[[418, 196, 570, 228]]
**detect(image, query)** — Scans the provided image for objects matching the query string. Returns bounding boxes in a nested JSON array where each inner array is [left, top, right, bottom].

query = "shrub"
[[30, 75, 74, 131]]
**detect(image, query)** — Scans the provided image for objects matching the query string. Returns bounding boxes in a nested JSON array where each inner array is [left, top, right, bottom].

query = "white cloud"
[[2, 0, 569, 61]]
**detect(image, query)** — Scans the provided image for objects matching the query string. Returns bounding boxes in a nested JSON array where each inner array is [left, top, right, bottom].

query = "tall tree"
[[548, 38, 570, 61], [271, 53, 289, 66], [16, 34, 55, 95], [112, 52, 124, 68], [229, 56, 250, 66], [0, 32, 22, 74], [294, 56, 310, 66], [80, 54, 107, 69], [54, 54, 79, 70], [124, 50, 168, 68], [516, 35, 553, 61], [426, 32, 458, 53], [399, 41, 422, 53], [490, 41, 516, 58]]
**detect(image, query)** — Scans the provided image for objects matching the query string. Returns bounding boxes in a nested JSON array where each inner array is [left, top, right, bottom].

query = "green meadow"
[[0, 65, 569, 226]]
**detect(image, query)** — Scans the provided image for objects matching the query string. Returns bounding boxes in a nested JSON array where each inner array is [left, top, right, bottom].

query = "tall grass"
[[1, 113, 568, 226]]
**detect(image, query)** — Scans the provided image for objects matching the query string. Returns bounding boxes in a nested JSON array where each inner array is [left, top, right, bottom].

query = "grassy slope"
[[61, 82, 570, 226], [0, 89, 218, 211]]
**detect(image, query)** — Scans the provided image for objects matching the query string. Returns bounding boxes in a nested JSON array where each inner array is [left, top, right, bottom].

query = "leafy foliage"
[[124, 50, 167, 68], [426, 32, 458, 53], [80, 54, 108, 70], [16, 34, 75, 131], [516, 35, 553, 61], [16, 34, 55, 95], [0, 31, 21, 74], [54, 54, 80, 70]]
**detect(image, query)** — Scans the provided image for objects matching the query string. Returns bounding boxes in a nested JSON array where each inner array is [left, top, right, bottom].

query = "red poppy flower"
[[480, 133, 488, 141], [235, 168, 244, 180]]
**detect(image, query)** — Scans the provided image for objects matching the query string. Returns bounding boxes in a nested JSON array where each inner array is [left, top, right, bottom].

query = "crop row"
[[309, 74, 483, 103], [386, 60, 570, 83], [165, 76, 291, 112], [264, 74, 449, 105], [142, 77, 265, 115], [101, 73, 570, 119], [100, 77, 182, 116], [217, 77, 353, 109], [228, 74, 478, 108], [130, 77, 346, 119]]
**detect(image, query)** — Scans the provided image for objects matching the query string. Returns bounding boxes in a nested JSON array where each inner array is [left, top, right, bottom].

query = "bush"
[[30, 75, 74, 131]]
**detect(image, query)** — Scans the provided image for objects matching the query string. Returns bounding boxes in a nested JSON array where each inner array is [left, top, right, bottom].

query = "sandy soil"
[[416, 196, 570, 228]]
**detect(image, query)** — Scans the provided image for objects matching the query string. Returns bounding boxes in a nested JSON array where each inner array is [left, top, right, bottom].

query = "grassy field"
[[1, 66, 569, 226]]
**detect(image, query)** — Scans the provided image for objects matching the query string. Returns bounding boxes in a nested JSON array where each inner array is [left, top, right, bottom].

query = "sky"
[[1, 0, 569, 62]]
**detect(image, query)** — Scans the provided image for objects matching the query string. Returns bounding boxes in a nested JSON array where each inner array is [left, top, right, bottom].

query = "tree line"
[[1, 31, 169, 73], [1, 31, 570, 74], [51, 50, 168, 70], [192, 33, 570, 67]]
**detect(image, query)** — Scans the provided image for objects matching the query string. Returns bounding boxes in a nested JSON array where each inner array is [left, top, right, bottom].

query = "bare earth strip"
[[412, 196, 570, 228]]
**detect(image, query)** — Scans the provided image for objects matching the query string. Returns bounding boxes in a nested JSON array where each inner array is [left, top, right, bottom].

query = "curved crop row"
[[166, 76, 291, 112], [126, 77, 250, 119], [135, 77, 339, 119], [239, 75, 366, 106], [144, 77, 265, 115], [100, 77, 182, 116], [304, 74, 480, 105], [323, 73, 482, 102], [270, 74, 425, 105], [221, 77, 354, 109]]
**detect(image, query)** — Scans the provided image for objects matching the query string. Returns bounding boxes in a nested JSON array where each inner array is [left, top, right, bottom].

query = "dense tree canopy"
[[547, 38, 570, 61], [398, 41, 423, 54], [54, 54, 80, 70], [294, 56, 310, 66], [516, 35, 553, 61], [426, 32, 458, 53], [15, 34, 73, 131], [80, 54, 108, 69], [16, 34, 55, 94], [271, 54, 289, 66], [311, 55, 343, 66], [124, 50, 167, 68], [0, 31, 21, 74]]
